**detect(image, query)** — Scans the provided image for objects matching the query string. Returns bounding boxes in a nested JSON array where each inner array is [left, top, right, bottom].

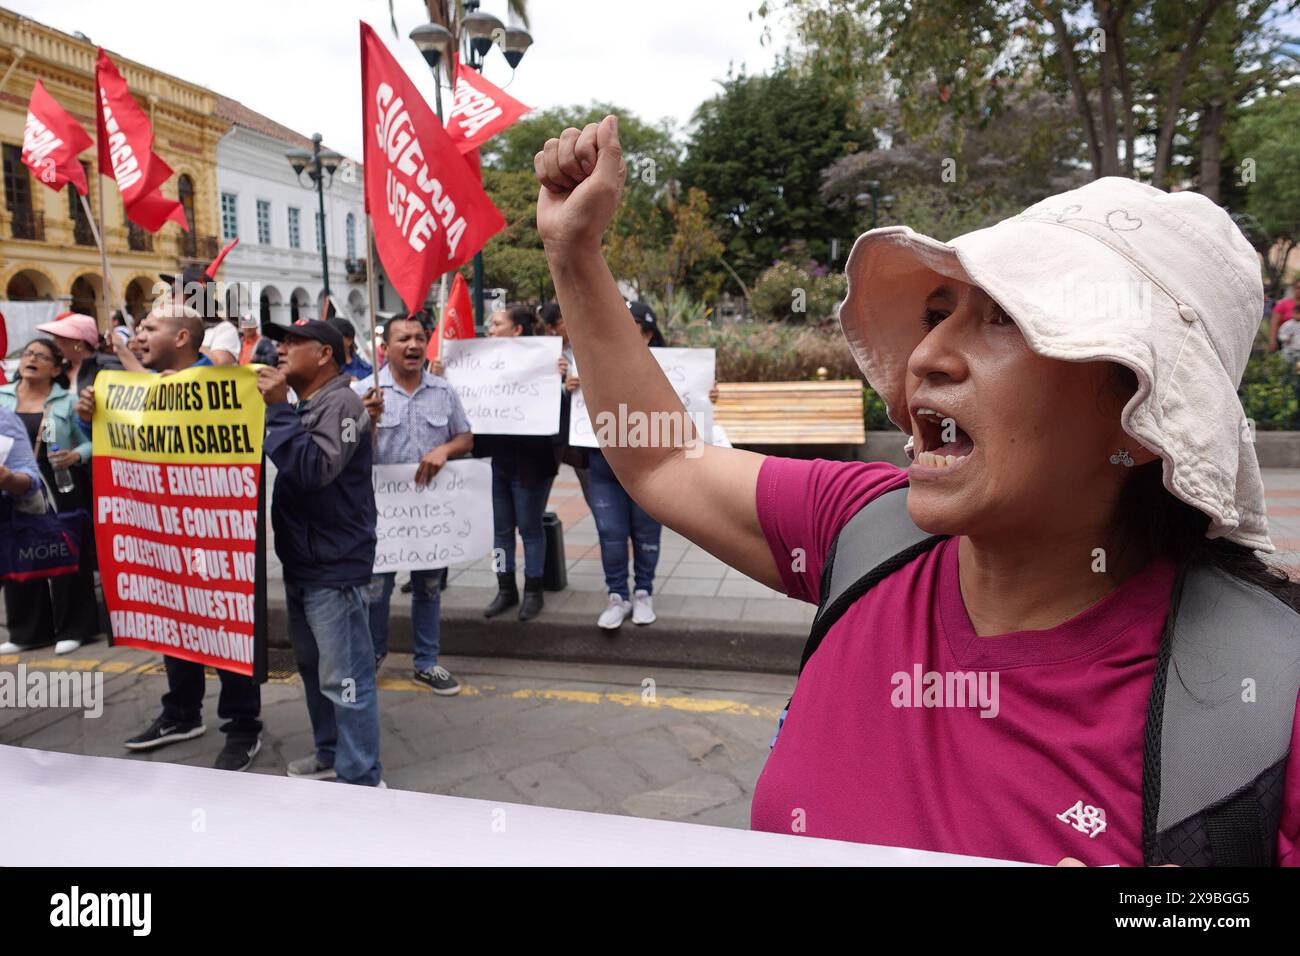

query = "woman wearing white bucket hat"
[[535, 116, 1300, 867]]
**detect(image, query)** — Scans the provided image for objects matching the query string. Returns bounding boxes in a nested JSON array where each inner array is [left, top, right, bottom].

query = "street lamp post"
[[412, 1, 533, 330], [286, 133, 342, 303]]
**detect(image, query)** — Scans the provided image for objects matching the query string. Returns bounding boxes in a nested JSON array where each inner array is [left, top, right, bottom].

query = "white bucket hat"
[[838, 176, 1271, 552]]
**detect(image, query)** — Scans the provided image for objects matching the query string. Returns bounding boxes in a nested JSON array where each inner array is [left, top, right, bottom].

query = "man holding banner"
[[76, 299, 265, 771], [259, 318, 383, 787], [355, 314, 473, 695]]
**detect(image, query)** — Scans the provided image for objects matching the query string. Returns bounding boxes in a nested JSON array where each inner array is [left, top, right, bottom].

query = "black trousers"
[[160, 656, 262, 743], [2, 568, 99, 648]]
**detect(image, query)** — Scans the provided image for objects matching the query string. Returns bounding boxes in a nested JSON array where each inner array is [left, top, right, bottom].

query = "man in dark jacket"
[[258, 319, 382, 786]]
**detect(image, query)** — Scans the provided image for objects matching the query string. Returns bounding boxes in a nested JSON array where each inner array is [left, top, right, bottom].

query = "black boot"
[[518, 576, 545, 621], [484, 572, 519, 618]]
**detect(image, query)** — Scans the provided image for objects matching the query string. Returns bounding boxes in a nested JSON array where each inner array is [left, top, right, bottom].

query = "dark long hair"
[[24, 337, 71, 390], [1110, 364, 1300, 611]]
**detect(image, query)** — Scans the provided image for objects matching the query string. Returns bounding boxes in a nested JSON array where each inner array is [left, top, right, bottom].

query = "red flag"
[[95, 49, 188, 233], [445, 53, 532, 155], [22, 81, 93, 195], [360, 22, 504, 313], [427, 272, 475, 362]]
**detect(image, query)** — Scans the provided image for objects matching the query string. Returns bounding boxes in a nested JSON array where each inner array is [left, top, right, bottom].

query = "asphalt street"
[[0, 644, 794, 829]]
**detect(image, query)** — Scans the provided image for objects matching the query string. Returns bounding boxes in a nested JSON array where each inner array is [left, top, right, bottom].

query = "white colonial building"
[[214, 96, 371, 329]]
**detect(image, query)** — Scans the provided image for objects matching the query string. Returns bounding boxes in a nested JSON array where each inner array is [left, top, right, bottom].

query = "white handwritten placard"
[[372, 459, 493, 573], [569, 347, 716, 449], [442, 336, 562, 435]]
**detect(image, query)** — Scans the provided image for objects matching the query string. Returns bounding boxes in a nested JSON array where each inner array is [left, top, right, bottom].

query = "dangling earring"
[[1109, 448, 1135, 467]]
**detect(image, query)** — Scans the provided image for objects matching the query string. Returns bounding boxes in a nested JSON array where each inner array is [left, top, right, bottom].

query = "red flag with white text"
[[445, 53, 532, 155], [22, 81, 93, 195], [427, 272, 475, 362], [95, 49, 188, 233], [361, 22, 504, 313]]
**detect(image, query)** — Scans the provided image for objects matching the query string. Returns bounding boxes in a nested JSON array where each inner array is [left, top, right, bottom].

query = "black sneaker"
[[413, 665, 461, 696], [375, 653, 387, 672], [214, 736, 262, 772], [124, 717, 206, 751]]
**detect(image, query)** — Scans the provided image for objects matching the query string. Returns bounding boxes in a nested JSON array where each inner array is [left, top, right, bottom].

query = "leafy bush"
[[668, 317, 861, 382], [751, 261, 848, 324], [1240, 351, 1299, 430], [863, 385, 891, 430]]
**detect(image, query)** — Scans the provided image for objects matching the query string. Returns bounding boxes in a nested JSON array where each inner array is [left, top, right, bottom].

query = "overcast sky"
[[16, 0, 793, 160]]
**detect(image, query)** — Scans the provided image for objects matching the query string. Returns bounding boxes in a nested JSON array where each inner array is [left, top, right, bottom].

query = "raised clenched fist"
[[535, 115, 625, 252]]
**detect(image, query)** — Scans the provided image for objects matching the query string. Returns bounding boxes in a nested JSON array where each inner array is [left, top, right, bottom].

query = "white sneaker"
[[0, 641, 24, 654], [631, 590, 656, 625], [54, 639, 83, 655], [597, 593, 632, 630]]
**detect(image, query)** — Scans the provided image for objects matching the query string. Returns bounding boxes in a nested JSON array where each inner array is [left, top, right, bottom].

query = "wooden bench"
[[713, 380, 865, 445]]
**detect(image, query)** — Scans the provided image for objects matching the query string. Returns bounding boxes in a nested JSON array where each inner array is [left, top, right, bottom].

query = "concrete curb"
[[264, 595, 806, 675]]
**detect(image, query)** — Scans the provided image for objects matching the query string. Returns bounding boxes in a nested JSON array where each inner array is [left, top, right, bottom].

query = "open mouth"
[[911, 406, 975, 470]]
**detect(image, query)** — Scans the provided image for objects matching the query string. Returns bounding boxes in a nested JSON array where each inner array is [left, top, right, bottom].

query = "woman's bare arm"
[[536, 117, 781, 591]]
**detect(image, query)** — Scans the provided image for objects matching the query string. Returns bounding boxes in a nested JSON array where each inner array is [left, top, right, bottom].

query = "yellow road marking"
[[3, 656, 776, 718]]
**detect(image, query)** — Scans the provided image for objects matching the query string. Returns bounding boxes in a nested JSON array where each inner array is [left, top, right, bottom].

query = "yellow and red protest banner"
[[92, 366, 267, 678]]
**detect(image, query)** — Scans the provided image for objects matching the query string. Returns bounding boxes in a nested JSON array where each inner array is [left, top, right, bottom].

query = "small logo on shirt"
[[1057, 800, 1108, 838]]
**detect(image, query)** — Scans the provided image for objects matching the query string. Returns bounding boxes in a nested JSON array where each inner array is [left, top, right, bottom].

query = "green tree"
[[1231, 88, 1300, 298], [766, 0, 1297, 188], [678, 65, 871, 286]]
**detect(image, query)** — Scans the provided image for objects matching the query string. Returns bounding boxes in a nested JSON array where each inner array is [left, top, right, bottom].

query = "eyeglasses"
[[19, 349, 56, 362]]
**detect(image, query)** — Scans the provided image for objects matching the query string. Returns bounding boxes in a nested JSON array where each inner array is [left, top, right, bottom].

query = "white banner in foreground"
[[442, 336, 562, 435], [570, 347, 716, 449], [372, 459, 493, 573], [0, 744, 1034, 866]]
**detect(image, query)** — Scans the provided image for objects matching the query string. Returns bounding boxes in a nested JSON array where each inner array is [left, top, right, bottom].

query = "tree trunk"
[[1111, 1, 1136, 176], [1094, 1, 1122, 176], [1044, 2, 1103, 177], [1152, 0, 1227, 189], [1198, 100, 1224, 202]]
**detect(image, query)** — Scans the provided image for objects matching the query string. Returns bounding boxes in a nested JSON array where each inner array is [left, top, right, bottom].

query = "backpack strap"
[[799, 487, 948, 676], [1143, 562, 1300, 866]]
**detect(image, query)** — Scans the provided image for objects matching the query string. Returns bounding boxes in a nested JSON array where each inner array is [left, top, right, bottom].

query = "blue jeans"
[[367, 570, 441, 671], [588, 451, 661, 599], [491, 460, 550, 577], [284, 581, 383, 786]]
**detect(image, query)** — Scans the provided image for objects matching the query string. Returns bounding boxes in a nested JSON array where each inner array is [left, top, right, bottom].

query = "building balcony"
[[74, 217, 96, 247], [10, 209, 44, 241], [179, 233, 219, 262], [128, 223, 154, 252]]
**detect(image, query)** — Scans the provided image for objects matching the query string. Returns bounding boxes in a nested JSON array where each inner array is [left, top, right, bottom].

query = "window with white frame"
[[288, 207, 301, 249], [256, 199, 271, 245], [220, 192, 239, 240]]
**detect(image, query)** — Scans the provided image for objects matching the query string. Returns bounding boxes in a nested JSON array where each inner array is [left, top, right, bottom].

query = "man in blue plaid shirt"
[[355, 313, 473, 695]]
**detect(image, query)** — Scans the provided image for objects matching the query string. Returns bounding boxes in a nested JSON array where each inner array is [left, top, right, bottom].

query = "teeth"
[[915, 450, 968, 469]]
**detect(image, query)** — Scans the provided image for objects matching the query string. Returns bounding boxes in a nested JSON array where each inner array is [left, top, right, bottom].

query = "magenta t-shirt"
[[751, 456, 1300, 865]]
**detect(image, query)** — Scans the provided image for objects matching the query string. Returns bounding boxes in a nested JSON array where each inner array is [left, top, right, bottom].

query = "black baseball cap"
[[263, 319, 345, 367], [327, 316, 357, 340]]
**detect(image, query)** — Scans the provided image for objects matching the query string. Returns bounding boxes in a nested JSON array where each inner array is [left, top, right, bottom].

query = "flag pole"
[[364, 213, 381, 371], [434, 273, 449, 362], [84, 179, 122, 334]]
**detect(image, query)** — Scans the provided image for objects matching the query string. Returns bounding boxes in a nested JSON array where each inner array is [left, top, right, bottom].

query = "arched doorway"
[[260, 285, 283, 327], [347, 289, 366, 322], [290, 287, 310, 323], [70, 274, 102, 317], [5, 269, 56, 301], [125, 277, 155, 322]]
